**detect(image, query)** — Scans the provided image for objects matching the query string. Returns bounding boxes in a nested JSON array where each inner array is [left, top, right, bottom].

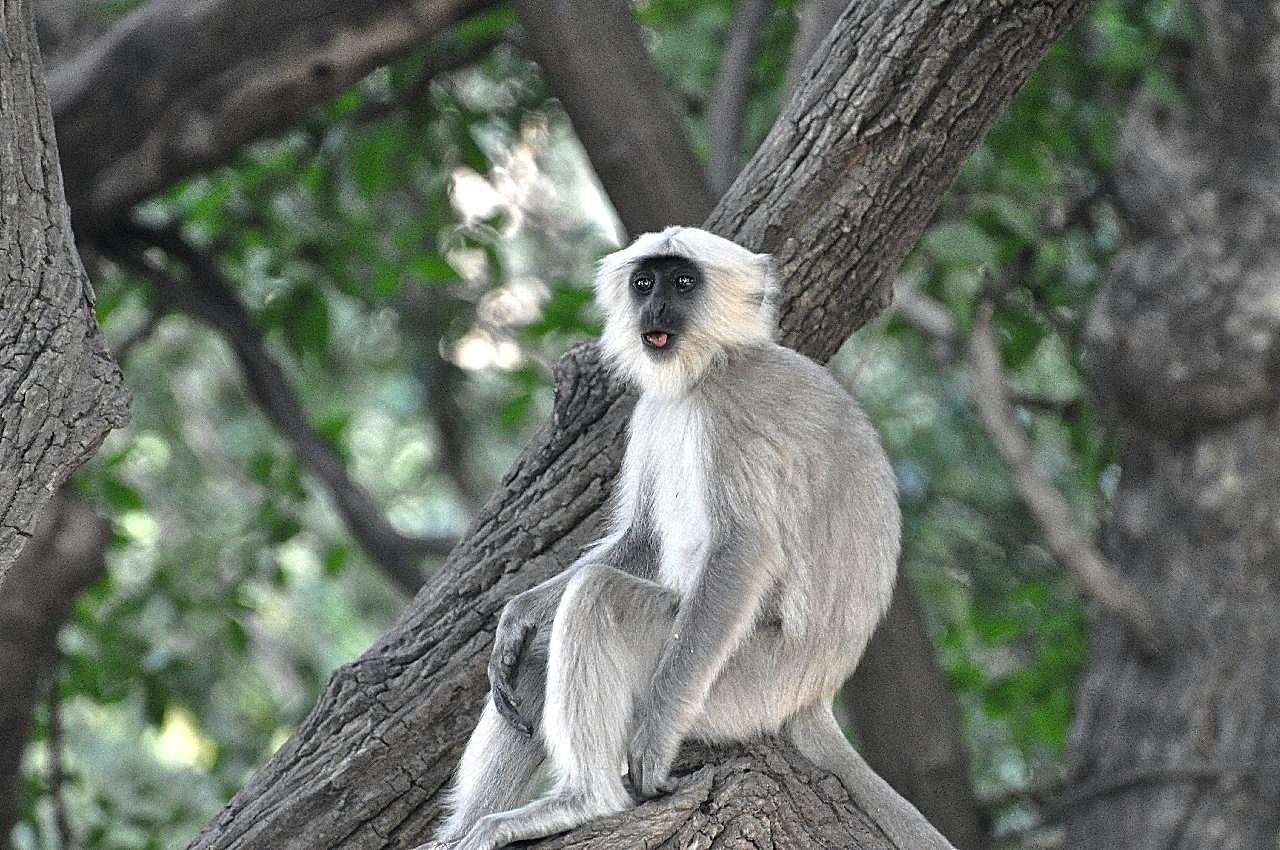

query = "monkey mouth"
[[642, 331, 672, 350]]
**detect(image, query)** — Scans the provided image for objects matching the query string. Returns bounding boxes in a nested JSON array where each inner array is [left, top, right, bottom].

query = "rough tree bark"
[[0, 0, 129, 585], [0, 491, 110, 850], [510, 0, 717, 237], [46, 0, 493, 229], [1064, 1, 1280, 846], [184, 2, 1090, 848]]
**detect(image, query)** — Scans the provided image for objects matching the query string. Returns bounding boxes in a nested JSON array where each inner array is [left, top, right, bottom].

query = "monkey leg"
[[457, 565, 676, 850], [434, 627, 551, 843]]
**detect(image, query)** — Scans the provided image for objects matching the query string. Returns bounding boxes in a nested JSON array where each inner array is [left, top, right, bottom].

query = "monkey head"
[[594, 227, 777, 396]]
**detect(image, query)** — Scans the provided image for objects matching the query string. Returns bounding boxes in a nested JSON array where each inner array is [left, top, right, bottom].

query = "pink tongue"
[[648, 332, 669, 348]]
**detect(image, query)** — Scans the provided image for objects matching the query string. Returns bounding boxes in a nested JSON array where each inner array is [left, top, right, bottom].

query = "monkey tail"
[[784, 704, 956, 850]]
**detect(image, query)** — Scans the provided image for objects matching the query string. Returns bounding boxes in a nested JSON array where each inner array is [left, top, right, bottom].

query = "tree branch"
[[350, 33, 507, 126], [894, 285, 1165, 653], [49, 0, 496, 227], [99, 225, 453, 594], [510, 0, 716, 237], [0, 0, 130, 584], [707, 0, 772, 195]]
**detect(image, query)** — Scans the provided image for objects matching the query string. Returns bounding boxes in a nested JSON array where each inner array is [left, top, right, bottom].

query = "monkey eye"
[[675, 273, 697, 292], [631, 273, 655, 293]]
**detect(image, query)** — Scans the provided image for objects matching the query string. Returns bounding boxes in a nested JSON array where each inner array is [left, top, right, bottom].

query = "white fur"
[[594, 226, 777, 396], [629, 394, 711, 596]]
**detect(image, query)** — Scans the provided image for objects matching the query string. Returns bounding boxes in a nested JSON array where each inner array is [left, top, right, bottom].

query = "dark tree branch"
[[707, 0, 772, 195], [0, 0, 130, 585], [397, 288, 489, 516], [510, 0, 716, 237], [44, 673, 74, 850], [98, 226, 453, 594], [48, 0, 496, 228], [843, 579, 989, 850], [0, 491, 110, 845]]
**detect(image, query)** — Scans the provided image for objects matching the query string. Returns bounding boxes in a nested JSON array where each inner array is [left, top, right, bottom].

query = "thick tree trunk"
[[183, 2, 1090, 848], [46, 0, 493, 228], [1065, 2, 1280, 847], [0, 0, 129, 585]]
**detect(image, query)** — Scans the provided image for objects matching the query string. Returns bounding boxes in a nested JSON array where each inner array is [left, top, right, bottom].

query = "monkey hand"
[[626, 712, 680, 800], [487, 593, 540, 736]]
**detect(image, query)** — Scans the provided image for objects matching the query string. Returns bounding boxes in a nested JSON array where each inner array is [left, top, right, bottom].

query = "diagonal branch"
[[99, 225, 453, 594], [707, 0, 772, 195], [894, 285, 1165, 654]]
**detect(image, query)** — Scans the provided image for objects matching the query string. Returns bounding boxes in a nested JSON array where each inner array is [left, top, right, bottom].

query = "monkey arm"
[[627, 531, 775, 797], [490, 524, 657, 733]]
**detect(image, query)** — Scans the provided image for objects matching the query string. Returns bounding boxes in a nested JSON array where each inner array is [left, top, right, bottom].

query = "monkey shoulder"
[[704, 344, 868, 437]]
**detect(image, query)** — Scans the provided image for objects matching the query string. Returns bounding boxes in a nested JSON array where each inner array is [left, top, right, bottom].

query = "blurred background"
[[9, 0, 1275, 849]]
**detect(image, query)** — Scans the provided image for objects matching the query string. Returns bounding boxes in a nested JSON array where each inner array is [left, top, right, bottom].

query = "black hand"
[[488, 619, 536, 735]]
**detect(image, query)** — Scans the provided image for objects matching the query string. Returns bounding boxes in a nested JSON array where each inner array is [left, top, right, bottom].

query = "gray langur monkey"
[[422, 227, 900, 850]]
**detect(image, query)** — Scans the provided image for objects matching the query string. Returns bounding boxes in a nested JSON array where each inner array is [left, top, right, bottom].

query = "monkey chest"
[[630, 399, 712, 596]]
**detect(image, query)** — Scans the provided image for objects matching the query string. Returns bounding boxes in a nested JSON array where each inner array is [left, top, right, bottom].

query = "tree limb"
[[185, 2, 1093, 847], [894, 285, 1164, 653], [48, 0, 496, 228], [708, 0, 772, 195], [0, 0, 130, 585], [99, 225, 453, 594], [510, 0, 716, 237]]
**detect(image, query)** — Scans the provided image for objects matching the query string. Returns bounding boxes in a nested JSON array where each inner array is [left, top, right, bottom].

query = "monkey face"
[[595, 227, 778, 396], [628, 256, 704, 358]]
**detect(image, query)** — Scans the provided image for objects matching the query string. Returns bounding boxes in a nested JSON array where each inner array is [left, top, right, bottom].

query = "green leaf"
[[322, 545, 352, 578], [225, 616, 249, 656], [498, 391, 533, 432], [102, 477, 145, 512], [457, 7, 516, 44], [922, 222, 1001, 269], [408, 253, 461, 284]]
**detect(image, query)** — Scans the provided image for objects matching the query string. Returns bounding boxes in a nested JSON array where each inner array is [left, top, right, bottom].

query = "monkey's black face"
[[629, 255, 703, 356]]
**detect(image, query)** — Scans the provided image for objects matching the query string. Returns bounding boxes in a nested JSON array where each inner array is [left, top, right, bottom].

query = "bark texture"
[[47, 0, 492, 228], [0, 491, 110, 849], [843, 581, 987, 850], [511, 0, 717, 237], [1065, 1, 1280, 846], [187, 1, 1091, 848], [0, 0, 129, 585]]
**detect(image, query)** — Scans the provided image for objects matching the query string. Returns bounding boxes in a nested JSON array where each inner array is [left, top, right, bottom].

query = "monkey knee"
[[558, 567, 622, 630]]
